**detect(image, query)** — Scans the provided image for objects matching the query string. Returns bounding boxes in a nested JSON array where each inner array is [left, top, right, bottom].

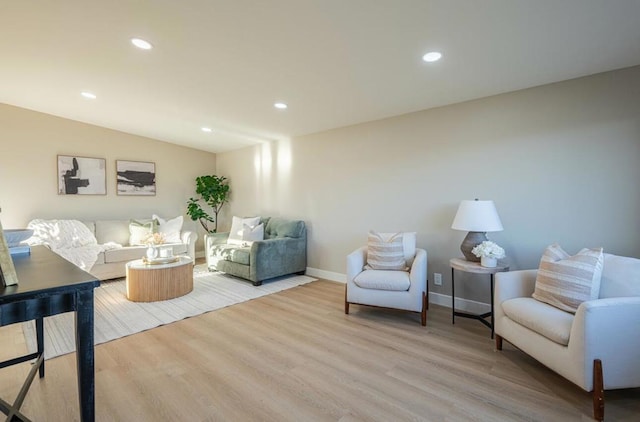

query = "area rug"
[[22, 264, 316, 360]]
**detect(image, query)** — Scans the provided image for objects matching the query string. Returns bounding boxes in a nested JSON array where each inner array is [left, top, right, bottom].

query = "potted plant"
[[471, 240, 506, 268], [186, 175, 230, 233]]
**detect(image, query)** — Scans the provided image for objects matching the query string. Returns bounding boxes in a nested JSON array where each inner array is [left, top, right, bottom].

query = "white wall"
[[216, 65, 640, 303], [0, 103, 217, 250]]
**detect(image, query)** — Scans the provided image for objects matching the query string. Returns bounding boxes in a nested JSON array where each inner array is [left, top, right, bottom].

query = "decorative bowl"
[[3, 229, 34, 247]]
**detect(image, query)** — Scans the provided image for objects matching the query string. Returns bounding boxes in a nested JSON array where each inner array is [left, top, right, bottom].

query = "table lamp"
[[451, 199, 503, 262]]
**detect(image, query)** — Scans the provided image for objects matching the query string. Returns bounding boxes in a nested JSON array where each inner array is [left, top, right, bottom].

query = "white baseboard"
[[429, 292, 491, 313], [307, 269, 491, 313], [305, 267, 346, 283]]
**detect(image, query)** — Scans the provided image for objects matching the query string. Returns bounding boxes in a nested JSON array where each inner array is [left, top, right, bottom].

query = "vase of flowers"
[[144, 233, 166, 260], [471, 240, 505, 268]]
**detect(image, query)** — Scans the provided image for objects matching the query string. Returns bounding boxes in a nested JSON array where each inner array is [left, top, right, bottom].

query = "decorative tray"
[[142, 256, 180, 265]]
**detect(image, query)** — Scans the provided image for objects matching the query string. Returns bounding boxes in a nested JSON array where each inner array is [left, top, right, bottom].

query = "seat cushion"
[[353, 269, 410, 291], [502, 297, 574, 346], [210, 244, 251, 265]]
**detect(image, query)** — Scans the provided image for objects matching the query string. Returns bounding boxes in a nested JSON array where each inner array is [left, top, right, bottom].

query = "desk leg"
[[490, 275, 495, 339], [75, 289, 95, 422], [451, 268, 455, 324], [36, 317, 45, 378]]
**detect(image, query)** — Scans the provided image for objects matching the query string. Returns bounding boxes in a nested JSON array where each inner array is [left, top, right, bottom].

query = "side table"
[[450, 258, 509, 338]]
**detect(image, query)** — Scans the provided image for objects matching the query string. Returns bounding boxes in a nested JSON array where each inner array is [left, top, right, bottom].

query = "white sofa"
[[494, 253, 640, 421], [27, 219, 197, 280]]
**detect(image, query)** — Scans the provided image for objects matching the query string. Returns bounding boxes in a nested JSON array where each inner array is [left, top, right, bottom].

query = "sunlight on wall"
[[251, 138, 293, 214]]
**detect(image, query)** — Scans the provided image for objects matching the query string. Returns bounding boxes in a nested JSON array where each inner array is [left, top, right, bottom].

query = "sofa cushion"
[[210, 243, 251, 265], [600, 253, 640, 298], [95, 220, 131, 245], [502, 297, 574, 346], [354, 269, 411, 291], [366, 231, 406, 271], [228, 221, 264, 246], [532, 243, 604, 313], [152, 215, 183, 243], [228, 216, 261, 244], [104, 243, 187, 264], [129, 219, 157, 246], [265, 217, 304, 239]]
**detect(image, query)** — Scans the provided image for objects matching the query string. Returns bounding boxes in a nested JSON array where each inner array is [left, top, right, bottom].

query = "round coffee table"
[[125, 256, 194, 302]]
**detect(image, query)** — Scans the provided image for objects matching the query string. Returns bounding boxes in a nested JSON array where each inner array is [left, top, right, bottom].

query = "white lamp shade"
[[451, 200, 503, 232]]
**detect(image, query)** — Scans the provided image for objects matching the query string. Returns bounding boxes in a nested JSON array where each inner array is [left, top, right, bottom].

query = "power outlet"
[[434, 273, 442, 286]]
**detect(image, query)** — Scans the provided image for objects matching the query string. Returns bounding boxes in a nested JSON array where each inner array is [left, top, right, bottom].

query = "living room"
[[1, 1, 639, 421]]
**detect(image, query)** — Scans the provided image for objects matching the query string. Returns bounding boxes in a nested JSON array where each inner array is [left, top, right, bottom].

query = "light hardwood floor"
[[1, 280, 638, 421]]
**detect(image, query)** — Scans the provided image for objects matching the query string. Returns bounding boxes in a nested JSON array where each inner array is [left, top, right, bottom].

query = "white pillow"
[[129, 220, 156, 246], [152, 215, 183, 244], [228, 216, 261, 244], [228, 223, 264, 246], [369, 231, 417, 267], [366, 231, 407, 271]]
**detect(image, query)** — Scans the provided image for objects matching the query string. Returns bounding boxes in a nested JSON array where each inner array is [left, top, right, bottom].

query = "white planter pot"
[[481, 256, 497, 268]]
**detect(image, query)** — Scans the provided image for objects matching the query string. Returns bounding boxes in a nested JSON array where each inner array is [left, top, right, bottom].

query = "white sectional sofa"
[[27, 218, 197, 280]]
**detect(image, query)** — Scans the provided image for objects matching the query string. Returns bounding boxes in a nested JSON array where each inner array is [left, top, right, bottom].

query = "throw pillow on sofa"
[[129, 219, 156, 245], [152, 214, 183, 243], [228, 216, 261, 245]]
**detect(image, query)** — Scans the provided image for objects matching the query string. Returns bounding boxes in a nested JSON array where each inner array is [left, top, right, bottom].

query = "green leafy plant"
[[186, 175, 230, 233]]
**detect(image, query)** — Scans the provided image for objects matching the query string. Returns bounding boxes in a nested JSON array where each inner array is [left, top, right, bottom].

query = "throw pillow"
[[532, 243, 604, 313], [228, 216, 261, 244], [228, 223, 265, 246], [129, 219, 156, 246], [152, 214, 183, 243], [366, 230, 407, 271]]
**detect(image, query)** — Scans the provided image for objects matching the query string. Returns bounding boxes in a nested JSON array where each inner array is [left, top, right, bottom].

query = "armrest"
[[409, 248, 427, 292], [181, 230, 198, 260], [494, 269, 538, 303], [347, 246, 367, 284], [571, 297, 640, 389], [250, 237, 306, 281]]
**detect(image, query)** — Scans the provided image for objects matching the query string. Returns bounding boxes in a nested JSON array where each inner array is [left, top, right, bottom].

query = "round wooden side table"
[[450, 257, 509, 338], [126, 256, 193, 302]]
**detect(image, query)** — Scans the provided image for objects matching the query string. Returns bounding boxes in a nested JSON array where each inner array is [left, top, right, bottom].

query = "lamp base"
[[460, 231, 488, 262]]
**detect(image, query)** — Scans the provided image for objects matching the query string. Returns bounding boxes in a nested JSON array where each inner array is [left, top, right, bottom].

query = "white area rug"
[[22, 264, 316, 360]]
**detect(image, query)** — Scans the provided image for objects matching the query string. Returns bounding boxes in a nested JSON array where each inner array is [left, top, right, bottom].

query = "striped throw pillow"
[[532, 243, 604, 313], [366, 231, 407, 271]]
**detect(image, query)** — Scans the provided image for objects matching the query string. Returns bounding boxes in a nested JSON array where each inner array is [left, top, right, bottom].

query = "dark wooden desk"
[[0, 246, 100, 421]]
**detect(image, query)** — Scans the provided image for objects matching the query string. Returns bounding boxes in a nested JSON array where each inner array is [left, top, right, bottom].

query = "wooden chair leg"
[[421, 291, 427, 326], [495, 334, 503, 351], [593, 359, 604, 421], [344, 285, 349, 314]]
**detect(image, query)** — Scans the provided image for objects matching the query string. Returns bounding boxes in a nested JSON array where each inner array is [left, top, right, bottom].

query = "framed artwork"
[[0, 219, 19, 287], [57, 155, 107, 195], [116, 160, 156, 196]]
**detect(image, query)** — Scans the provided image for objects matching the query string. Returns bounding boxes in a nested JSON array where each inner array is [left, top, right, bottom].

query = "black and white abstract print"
[[57, 155, 106, 195], [116, 160, 156, 196]]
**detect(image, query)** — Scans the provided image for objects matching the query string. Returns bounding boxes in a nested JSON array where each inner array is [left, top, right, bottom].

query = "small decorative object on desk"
[[471, 240, 506, 268]]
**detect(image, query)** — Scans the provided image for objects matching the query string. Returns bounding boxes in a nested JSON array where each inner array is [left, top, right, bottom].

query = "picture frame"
[[0, 219, 19, 287], [116, 160, 156, 196], [57, 155, 107, 195]]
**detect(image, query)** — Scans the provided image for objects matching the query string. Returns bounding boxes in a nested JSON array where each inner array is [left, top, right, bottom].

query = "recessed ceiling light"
[[274, 102, 288, 109], [131, 38, 153, 50], [422, 51, 442, 62], [81, 92, 97, 99], [201, 127, 212, 133]]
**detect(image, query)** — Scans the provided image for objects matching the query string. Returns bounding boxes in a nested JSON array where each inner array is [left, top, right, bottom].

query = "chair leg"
[[420, 291, 427, 326], [593, 359, 604, 421], [495, 334, 503, 351], [344, 285, 349, 314]]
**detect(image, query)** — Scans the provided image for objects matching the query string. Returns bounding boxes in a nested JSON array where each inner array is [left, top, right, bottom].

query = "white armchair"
[[494, 253, 640, 421], [345, 246, 428, 325]]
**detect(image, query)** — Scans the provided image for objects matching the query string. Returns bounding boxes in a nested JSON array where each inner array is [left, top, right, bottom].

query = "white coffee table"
[[125, 256, 193, 302]]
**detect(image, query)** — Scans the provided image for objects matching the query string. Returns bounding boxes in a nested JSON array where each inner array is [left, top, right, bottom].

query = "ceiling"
[[1, 1, 639, 154]]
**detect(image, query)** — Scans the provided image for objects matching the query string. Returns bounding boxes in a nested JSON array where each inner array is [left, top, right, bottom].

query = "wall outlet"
[[434, 273, 442, 286]]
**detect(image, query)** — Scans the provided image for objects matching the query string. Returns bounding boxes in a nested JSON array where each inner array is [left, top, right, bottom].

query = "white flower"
[[471, 240, 505, 259]]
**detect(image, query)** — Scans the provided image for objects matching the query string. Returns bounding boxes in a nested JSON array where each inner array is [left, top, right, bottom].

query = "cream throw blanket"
[[26, 219, 121, 272]]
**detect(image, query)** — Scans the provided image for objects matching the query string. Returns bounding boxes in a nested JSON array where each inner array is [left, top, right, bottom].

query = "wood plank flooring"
[[1, 280, 639, 421]]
